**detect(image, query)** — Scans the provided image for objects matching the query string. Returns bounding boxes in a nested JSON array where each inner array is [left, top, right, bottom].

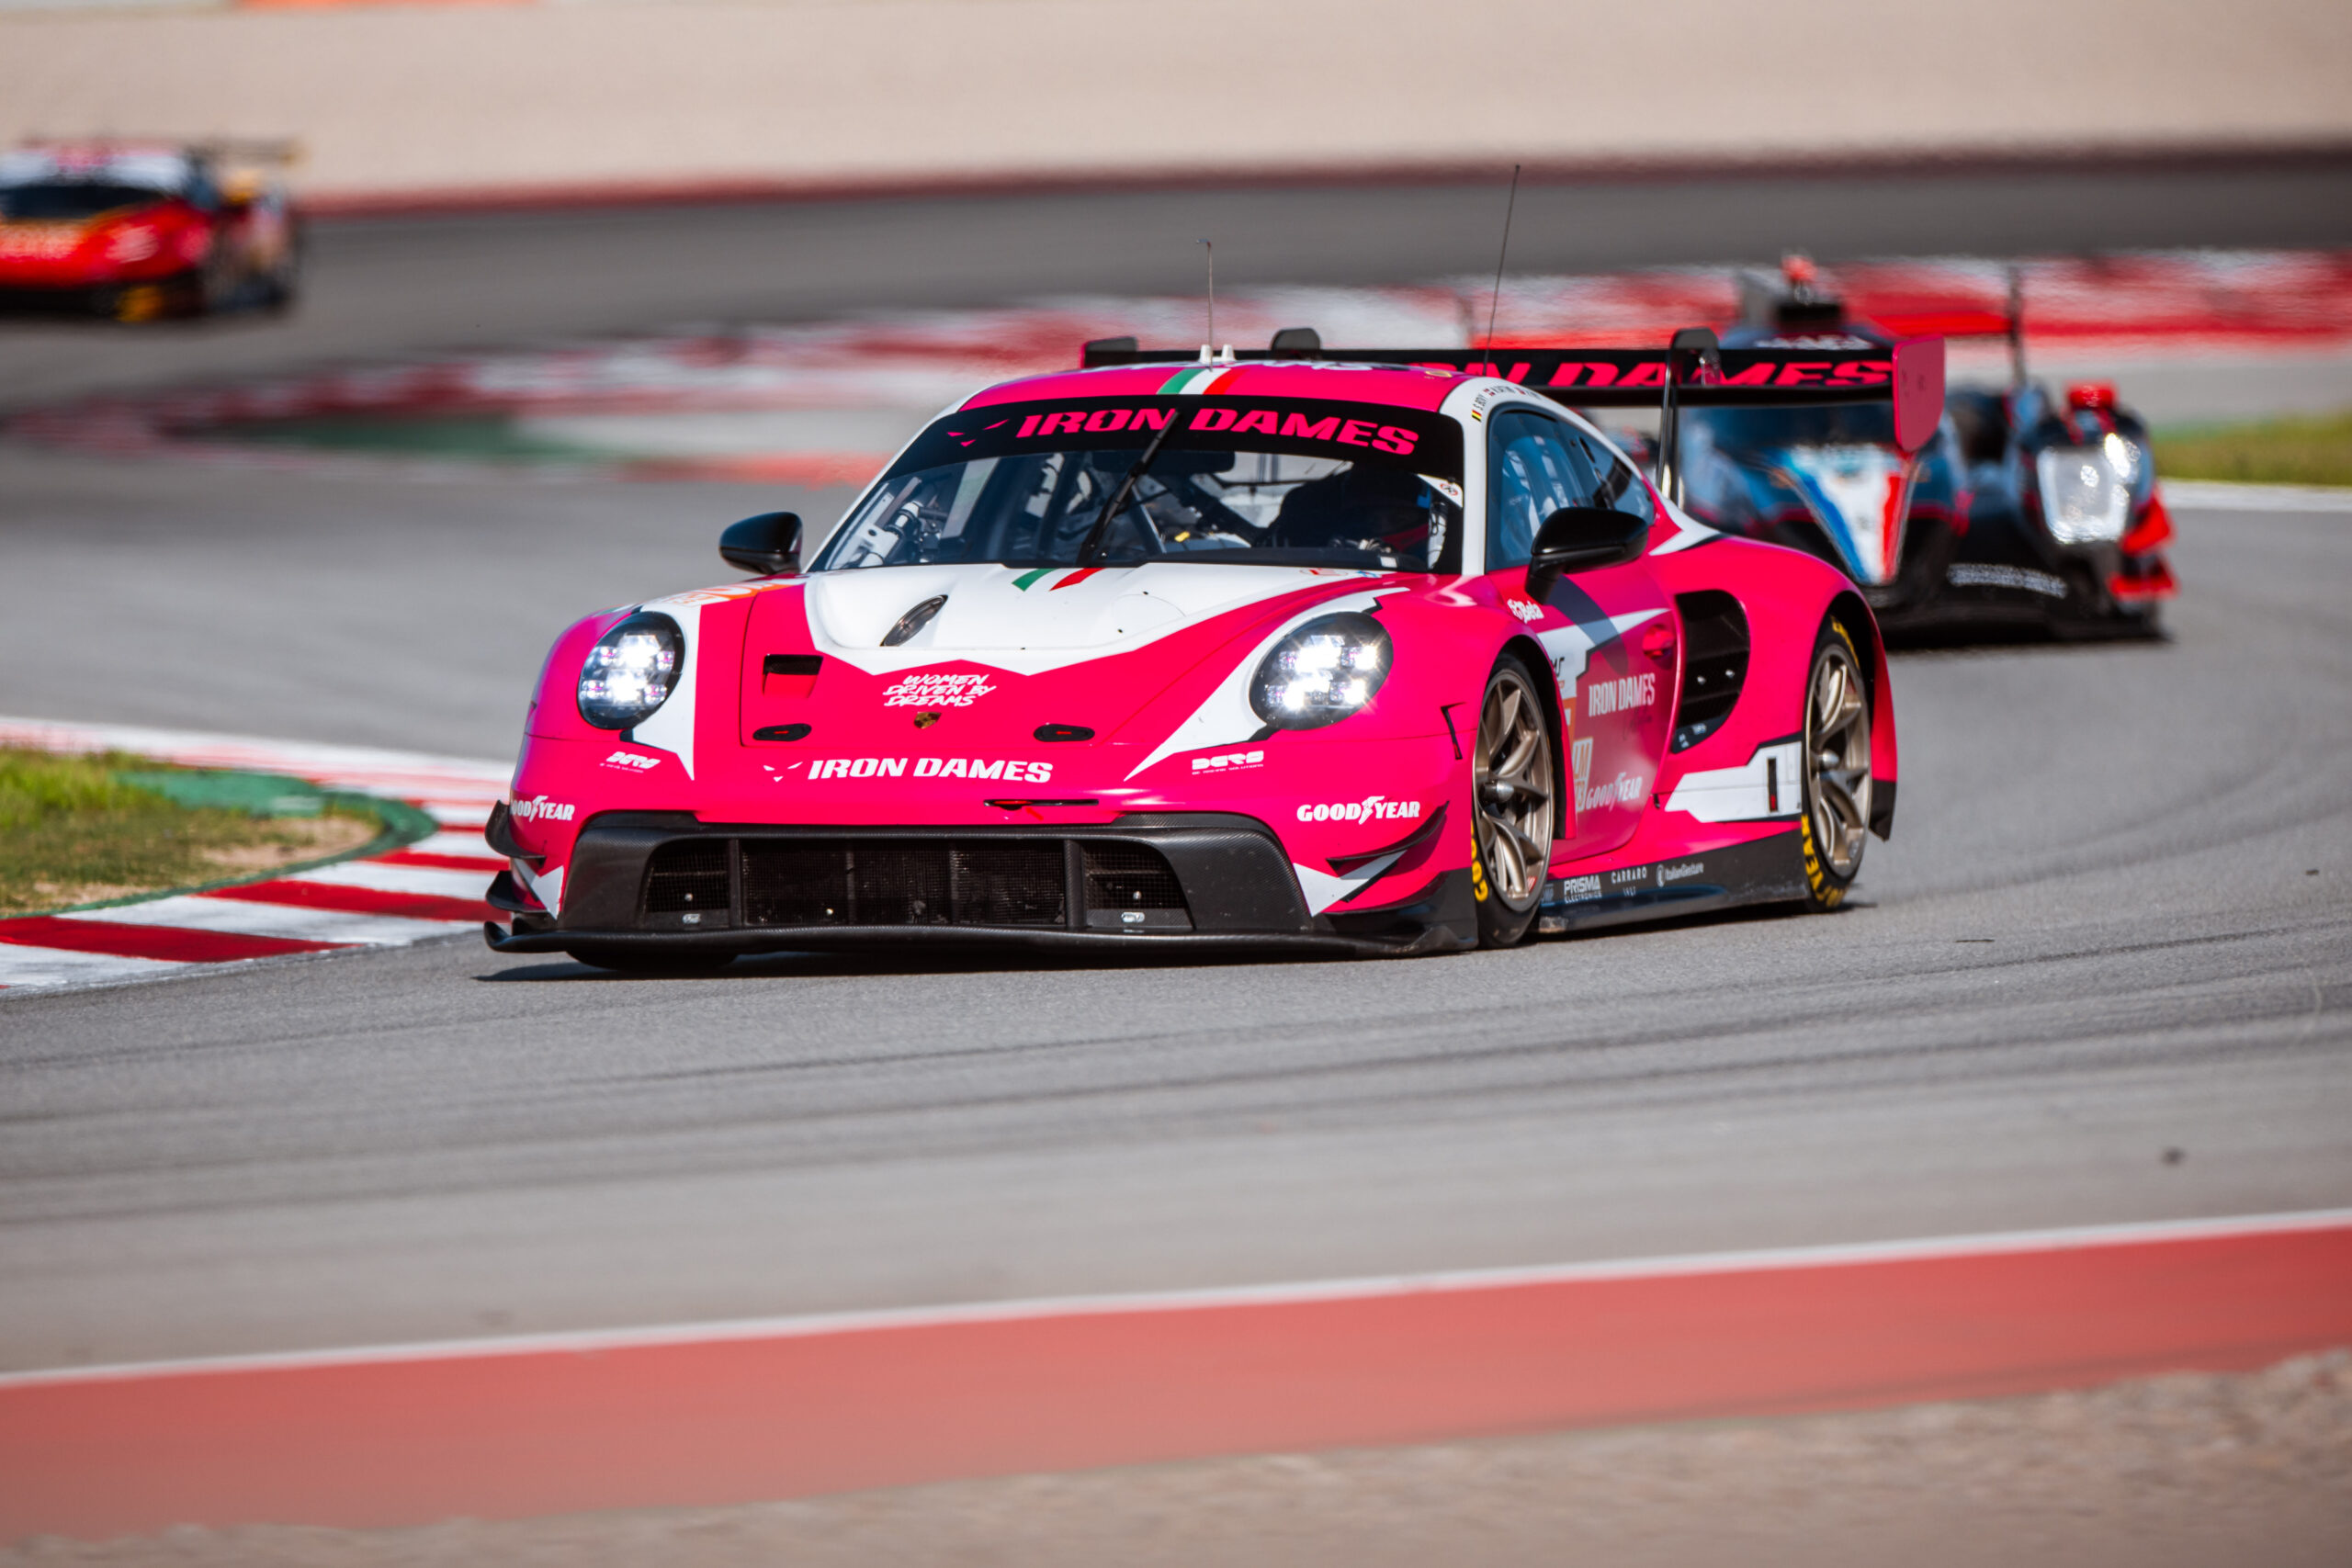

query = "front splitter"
[[482, 921, 1464, 962]]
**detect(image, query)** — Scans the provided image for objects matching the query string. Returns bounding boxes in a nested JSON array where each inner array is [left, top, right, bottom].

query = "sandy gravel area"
[[12, 1351, 2347, 1567], [2, 1, 2348, 200]]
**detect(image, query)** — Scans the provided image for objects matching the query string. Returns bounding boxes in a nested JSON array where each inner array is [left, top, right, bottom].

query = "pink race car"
[[484, 329, 1941, 971]]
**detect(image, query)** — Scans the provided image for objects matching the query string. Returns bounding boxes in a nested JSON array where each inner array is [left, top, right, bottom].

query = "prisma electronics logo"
[[1296, 795, 1424, 823], [1193, 749, 1264, 773], [509, 795, 576, 822], [882, 672, 994, 707]]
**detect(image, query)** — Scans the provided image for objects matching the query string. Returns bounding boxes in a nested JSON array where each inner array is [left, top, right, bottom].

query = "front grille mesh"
[[1082, 842, 1188, 912], [645, 836, 1193, 931], [642, 840, 729, 913], [740, 839, 1067, 929]]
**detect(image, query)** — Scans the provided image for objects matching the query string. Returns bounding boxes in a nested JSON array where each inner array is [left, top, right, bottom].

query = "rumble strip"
[[0, 718, 508, 995]]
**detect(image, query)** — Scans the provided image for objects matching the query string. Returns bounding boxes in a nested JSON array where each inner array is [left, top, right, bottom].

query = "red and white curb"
[[3, 1207, 2346, 1540], [0, 717, 508, 995]]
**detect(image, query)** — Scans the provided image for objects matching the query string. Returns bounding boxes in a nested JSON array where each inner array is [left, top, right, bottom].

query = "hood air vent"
[[881, 595, 947, 648]]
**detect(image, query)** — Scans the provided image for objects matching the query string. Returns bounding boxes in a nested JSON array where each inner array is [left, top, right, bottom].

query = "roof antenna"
[[1482, 164, 1521, 377], [1199, 239, 1221, 364]]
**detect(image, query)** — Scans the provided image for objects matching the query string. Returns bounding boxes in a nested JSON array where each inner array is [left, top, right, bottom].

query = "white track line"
[[2165, 479, 2352, 512], [404, 832, 510, 863], [5, 1205, 2345, 1390], [65, 896, 466, 946], [0, 946, 187, 989], [287, 860, 498, 899]]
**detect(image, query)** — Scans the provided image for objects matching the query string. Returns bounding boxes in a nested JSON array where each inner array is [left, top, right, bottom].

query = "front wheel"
[[1798, 619, 1874, 910], [1471, 654, 1556, 947]]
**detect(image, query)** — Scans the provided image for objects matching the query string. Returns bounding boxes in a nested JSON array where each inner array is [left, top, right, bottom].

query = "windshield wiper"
[[1073, 418, 1179, 567]]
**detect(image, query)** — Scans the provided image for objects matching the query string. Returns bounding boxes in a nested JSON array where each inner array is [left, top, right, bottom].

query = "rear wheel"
[[107, 282, 170, 322], [1799, 620, 1873, 910], [1471, 655, 1555, 947]]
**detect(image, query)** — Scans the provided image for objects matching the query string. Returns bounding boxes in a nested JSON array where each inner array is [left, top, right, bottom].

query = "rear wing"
[[1081, 329, 1947, 504]]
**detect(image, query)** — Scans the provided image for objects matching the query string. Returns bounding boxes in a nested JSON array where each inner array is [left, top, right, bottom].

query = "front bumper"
[[485, 811, 1476, 960]]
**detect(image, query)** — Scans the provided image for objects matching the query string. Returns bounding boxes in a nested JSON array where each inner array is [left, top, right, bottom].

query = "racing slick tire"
[[1798, 618, 1874, 911], [104, 282, 173, 323], [258, 219, 306, 314], [1470, 653, 1555, 948], [563, 943, 736, 976]]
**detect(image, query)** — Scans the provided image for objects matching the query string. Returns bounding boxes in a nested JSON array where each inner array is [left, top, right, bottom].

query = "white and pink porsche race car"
[[483, 329, 1942, 970]]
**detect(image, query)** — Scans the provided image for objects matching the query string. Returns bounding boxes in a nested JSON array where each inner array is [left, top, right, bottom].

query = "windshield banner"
[[899, 397, 1464, 479]]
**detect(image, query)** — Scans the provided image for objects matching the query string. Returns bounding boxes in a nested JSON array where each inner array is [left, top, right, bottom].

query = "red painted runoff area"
[[0, 916, 347, 963], [2, 1214, 2347, 1540], [204, 879, 492, 923]]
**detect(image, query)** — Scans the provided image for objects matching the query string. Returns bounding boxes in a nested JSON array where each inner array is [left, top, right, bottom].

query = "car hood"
[[639, 560, 1417, 786], [798, 561, 1387, 670]]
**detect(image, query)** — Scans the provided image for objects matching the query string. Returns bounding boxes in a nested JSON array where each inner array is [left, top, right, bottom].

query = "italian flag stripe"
[[1011, 568, 1054, 591], [1157, 366, 1238, 395]]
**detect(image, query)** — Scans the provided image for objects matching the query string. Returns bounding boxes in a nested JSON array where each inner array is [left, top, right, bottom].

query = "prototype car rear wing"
[[1082, 330, 1947, 505]]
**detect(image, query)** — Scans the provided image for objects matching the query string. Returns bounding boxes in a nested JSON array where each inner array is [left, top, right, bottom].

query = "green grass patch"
[[193, 413, 612, 464], [0, 748, 380, 916], [2154, 412, 2352, 489]]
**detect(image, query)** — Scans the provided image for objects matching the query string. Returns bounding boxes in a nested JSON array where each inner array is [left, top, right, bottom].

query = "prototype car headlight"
[[2035, 446, 2132, 544], [2101, 431, 2145, 489], [577, 612, 684, 729], [1249, 613, 1391, 730]]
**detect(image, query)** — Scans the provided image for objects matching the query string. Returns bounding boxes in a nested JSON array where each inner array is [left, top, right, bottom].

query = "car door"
[[1485, 407, 1675, 862]]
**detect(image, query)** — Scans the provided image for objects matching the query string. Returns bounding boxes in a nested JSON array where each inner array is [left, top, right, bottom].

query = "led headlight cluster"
[[577, 611, 684, 729], [1249, 613, 1391, 730], [2035, 446, 2132, 544]]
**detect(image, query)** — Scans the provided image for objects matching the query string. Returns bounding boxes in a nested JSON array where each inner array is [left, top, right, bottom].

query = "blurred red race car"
[[0, 140, 302, 321]]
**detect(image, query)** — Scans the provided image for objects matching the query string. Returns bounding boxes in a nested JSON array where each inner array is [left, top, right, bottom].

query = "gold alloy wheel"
[[1473, 662, 1555, 910], [1804, 628, 1873, 879]]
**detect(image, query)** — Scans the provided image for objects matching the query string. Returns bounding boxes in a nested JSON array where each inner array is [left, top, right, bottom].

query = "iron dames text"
[[1584, 672, 1657, 716], [1016, 405, 1419, 455], [807, 757, 1053, 782]]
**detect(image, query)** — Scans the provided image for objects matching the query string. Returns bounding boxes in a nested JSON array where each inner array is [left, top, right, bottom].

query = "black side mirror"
[[1525, 505, 1646, 601], [720, 512, 801, 576]]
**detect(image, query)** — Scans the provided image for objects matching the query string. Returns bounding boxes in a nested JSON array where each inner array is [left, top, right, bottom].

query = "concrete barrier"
[[2, 0, 2348, 208]]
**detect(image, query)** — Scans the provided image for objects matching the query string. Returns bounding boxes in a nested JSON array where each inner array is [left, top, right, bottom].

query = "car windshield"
[[815, 395, 1464, 573], [0, 183, 166, 221], [1684, 402, 1896, 451]]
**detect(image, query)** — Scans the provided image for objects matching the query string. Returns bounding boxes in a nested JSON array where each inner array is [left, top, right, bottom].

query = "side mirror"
[[720, 512, 801, 576], [1525, 505, 1645, 601]]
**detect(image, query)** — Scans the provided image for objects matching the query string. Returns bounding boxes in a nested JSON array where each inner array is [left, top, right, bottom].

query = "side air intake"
[[1672, 591, 1749, 752]]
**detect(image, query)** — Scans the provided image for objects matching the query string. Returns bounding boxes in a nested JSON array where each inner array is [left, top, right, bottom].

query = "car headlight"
[[577, 612, 684, 729], [2035, 446, 2132, 544], [2101, 431, 2145, 489], [1250, 613, 1391, 730]]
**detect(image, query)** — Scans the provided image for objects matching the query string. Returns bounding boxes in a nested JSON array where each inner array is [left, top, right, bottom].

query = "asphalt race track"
[[1, 171, 2349, 1378]]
